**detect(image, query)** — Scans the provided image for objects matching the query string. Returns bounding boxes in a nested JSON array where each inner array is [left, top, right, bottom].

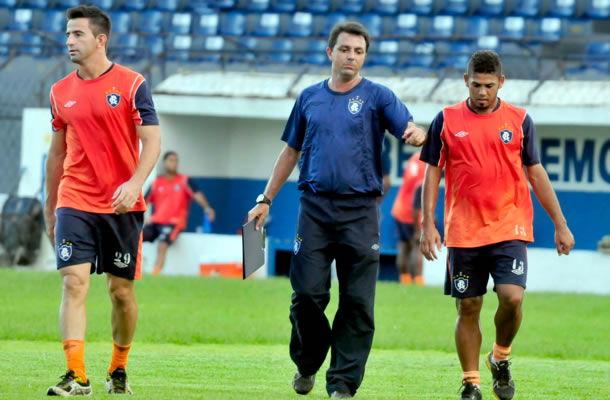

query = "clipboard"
[[242, 218, 266, 279]]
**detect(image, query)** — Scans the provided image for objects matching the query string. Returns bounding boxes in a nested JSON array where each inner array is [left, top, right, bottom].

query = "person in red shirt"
[[144, 151, 216, 275], [44, 5, 160, 396], [420, 50, 574, 400], [391, 152, 426, 285]]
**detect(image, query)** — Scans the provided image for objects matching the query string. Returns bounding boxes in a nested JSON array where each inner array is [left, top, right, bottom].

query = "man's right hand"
[[420, 222, 442, 261], [247, 204, 269, 231], [44, 209, 56, 248]]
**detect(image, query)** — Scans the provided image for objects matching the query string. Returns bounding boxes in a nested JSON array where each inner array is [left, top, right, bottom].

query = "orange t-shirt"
[[146, 174, 196, 231], [391, 152, 426, 224], [420, 99, 541, 248], [50, 63, 159, 214]]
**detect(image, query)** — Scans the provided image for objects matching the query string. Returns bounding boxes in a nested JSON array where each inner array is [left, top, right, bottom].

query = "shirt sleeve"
[[49, 89, 65, 132], [187, 177, 199, 195], [132, 79, 160, 126], [280, 94, 306, 151], [420, 111, 447, 167], [379, 85, 413, 139], [521, 114, 540, 166]]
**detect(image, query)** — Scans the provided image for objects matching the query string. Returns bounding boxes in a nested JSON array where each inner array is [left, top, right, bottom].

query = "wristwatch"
[[256, 194, 272, 206]]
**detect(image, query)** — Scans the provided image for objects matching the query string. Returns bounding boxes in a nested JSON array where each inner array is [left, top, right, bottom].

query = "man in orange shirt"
[[44, 5, 160, 396], [391, 151, 426, 285], [420, 51, 574, 400], [144, 151, 215, 275]]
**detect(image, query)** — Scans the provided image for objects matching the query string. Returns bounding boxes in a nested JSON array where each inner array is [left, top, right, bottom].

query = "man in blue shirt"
[[248, 21, 426, 399]]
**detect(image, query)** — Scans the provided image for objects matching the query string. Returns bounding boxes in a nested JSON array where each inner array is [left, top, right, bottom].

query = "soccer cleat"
[[459, 382, 482, 400], [47, 370, 92, 396], [292, 371, 315, 395], [330, 390, 353, 398], [486, 352, 515, 400], [106, 368, 133, 394]]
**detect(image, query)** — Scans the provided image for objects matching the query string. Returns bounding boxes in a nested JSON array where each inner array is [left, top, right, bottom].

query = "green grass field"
[[0, 268, 608, 399]]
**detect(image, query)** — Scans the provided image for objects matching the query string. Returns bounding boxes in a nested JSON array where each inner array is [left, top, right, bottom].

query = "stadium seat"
[[406, 0, 434, 15], [319, 13, 347, 37], [304, 0, 331, 14], [48, 32, 66, 55], [439, 0, 469, 15], [475, 35, 499, 51], [8, 9, 33, 32], [393, 13, 418, 37], [247, 0, 270, 11], [499, 16, 526, 40], [251, 12, 281, 37], [109, 11, 132, 33], [584, 41, 610, 71], [338, 0, 365, 14], [428, 15, 455, 38], [22, 0, 50, 8], [111, 32, 139, 58], [90, 0, 118, 11], [534, 17, 562, 41], [219, 11, 246, 35], [54, 0, 80, 9], [197, 35, 224, 62], [299, 39, 328, 65], [141, 33, 165, 58], [371, 0, 400, 15], [40, 9, 66, 32], [230, 36, 258, 62], [168, 12, 192, 34], [271, 0, 297, 12], [136, 10, 165, 33], [167, 34, 193, 61], [209, 0, 236, 8], [151, 0, 181, 11], [463, 16, 491, 38], [193, 11, 219, 35], [368, 39, 398, 66], [403, 41, 435, 68], [186, 0, 213, 13], [548, 0, 575, 17], [0, 0, 18, 8], [477, 0, 505, 16], [267, 38, 293, 63], [438, 40, 472, 70], [511, 0, 540, 16], [0, 32, 12, 56], [21, 32, 42, 56], [584, 0, 610, 19], [122, 0, 148, 11], [286, 12, 313, 37], [358, 14, 383, 37]]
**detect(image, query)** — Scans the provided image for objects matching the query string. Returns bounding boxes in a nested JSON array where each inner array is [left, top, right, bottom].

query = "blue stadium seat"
[[358, 14, 383, 37], [272, 0, 297, 12], [548, 0, 575, 17], [368, 39, 398, 66], [111, 32, 139, 58], [463, 16, 491, 38], [48, 32, 66, 55], [511, 0, 540, 16], [193, 11, 219, 35], [136, 10, 165, 33], [402, 41, 435, 68], [8, 9, 33, 31], [372, 0, 399, 15], [186, 0, 213, 13], [90, 0, 118, 11], [151, 0, 180, 11], [286, 12, 313, 37], [299, 39, 328, 65], [122, 0, 148, 11], [267, 38, 293, 63], [534, 17, 562, 41], [477, 0, 505, 16], [197, 35, 224, 62], [475, 35, 499, 51], [251, 12, 281, 37], [393, 13, 418, 37], [141, 34, 165, 58], [428, 15, 455, 38], [406, 0, 434, 15], [304, 0, 331, 14], [0, 0, 18, 8], [22, 0, 50, 8], [320, 13, 347, 37], [339, 0, 365, 14], [247, 0, 270, 11], [584, 41, 610, 71], [54, 0, 80, 9], [439, 0, 469, 15], [231, 36, 258, 62], [0, 32, 12, 56], [40, 10, 66, 32], [21, 32, 42, 56], [209, 0, 236, 8], [584, 0, 610, 19], [438, 40, 472, 70], [219, 11, 246, 35], [168, 12, 192, 34], [500, 16, 526, 39], [167, 34, 193, 61], [109, 11, 132, 33]]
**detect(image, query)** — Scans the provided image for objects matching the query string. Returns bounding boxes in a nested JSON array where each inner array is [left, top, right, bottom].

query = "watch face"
[[257, 194, 264, 203]]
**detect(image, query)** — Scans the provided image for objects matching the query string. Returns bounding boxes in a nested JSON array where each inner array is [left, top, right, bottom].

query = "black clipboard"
[[242, 218, 266, 279]]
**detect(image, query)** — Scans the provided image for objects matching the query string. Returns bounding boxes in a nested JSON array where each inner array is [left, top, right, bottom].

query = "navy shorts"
[[142, 223, 179, 244], [444, 240, 528, 298], [55, 207, 144, 280], [396, 221, 415, 242]]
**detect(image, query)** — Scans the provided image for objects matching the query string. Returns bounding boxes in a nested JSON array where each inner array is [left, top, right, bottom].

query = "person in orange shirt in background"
[[144, 151, 216, 276], [391, 151, 426, 285], [419, 50, 574, 400]]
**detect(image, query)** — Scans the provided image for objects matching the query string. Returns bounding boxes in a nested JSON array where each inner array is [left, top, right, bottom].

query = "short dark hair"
[[328, 21, 371, 53], [467, 50, 503, 77], [66, 5, 111, 40], [163, 151, 177, 161]]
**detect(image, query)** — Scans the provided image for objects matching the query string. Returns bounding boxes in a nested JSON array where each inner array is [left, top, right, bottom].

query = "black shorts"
[[445, 240, 528, 298], [396, 221, 415, 242], [142, 223, 180, 244], [55, 207, 144, 280]]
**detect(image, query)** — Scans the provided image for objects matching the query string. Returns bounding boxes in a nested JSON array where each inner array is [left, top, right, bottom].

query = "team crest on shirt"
[[293, 234, 303, 255], [453, 272, 469, 293], [57, 240, 73, 262], [499, 125, 514, 144], [348, 96, 364, 114], [174, 184, 181, 192], [105, 87, 122, 108]]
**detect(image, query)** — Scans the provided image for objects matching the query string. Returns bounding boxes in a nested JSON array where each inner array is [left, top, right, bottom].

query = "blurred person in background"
[[391, 151, 426, 285], [248, 21, 426, 399], [143, 151, 215, 275], [419, 50, 574, 400], [44, 5, 160, 396]]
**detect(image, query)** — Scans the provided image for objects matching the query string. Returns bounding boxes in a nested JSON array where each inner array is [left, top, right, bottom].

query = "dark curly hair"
[[467, 50, 503, 77]]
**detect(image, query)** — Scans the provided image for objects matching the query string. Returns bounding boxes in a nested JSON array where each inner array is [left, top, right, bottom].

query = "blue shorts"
[[444, 240, 528, 298], [142, 223, 179, 244], [54, 207, 144, 280], [395, 221, 415, 242]]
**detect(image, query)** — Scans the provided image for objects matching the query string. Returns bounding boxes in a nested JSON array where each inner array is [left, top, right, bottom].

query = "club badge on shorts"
[[348, 96, 364, 114], [105, 87, 122, 108], [454, 272, 470, 293], [293, 234, 303, 255], [57, 240, 73, 262]]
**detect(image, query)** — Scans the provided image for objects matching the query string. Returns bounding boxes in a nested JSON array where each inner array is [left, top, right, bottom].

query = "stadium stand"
[[438, 0, 470, 15], [136, 10, 165, 33], [476, 0, 505, 16], [122, 0, 148, 11], [193, 11, 219, 35], [168, 11, 193, 34], [39, 9, 65, 32], [286, 12, 313, 37], [22, 0, 50, 8], [152, 0, 181, 11], [511, 0, 541, 16], [53, 0, 80, 8], [271, 0, 297, 12], [372, 0, 400, 15], [90, 0, 118, 11], [407, 0, 434, 15], [8, 9, 33, 31], [303, 0, 331, 14], [338, 0, 365, 14], [247, 0, 270, 12], [584, 0, 610, 18], [394, 13, 419, 37], [250, 12, 281, 36], [109, 11, 132, 33], [219, 11, 246, 35]]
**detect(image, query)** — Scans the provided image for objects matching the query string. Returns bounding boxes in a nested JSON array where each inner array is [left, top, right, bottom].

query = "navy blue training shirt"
[[282, 78, 413, 196]]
